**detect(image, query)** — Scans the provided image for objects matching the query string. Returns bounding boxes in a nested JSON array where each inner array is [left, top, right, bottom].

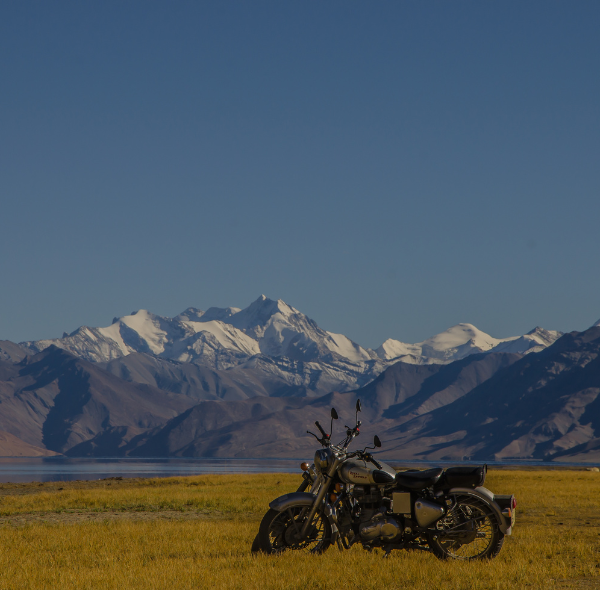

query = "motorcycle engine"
[[359, 510, 401, 542], [352, 485, 383, 508], [353, 485, 402, 543]]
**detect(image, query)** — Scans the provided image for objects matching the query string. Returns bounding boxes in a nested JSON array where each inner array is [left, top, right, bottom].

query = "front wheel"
[[427, 495, 504, 560], [257, 505, 332, 555]]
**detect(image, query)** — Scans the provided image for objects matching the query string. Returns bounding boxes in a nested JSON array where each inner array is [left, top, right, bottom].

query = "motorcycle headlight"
[[314, 448, 333, 472]]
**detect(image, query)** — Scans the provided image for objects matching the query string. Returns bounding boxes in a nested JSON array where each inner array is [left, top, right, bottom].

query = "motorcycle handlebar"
[[315, 421, 329, 439], [307, 430, 331, 447]]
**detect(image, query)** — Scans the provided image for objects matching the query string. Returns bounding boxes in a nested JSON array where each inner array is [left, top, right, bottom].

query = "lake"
[[0, 456, 595, 483]]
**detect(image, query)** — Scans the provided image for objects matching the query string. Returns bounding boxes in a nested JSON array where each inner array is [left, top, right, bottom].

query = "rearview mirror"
[[374, 435, 382, 448], [331, 408, 339, 420], [356, 399, 362, 413]]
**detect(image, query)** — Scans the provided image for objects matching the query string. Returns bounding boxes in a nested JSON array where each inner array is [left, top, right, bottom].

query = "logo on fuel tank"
[[350, 471, 368, 479]]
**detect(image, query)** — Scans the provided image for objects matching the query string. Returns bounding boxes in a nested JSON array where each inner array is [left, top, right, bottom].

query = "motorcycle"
[[253, 399, 516, 560]]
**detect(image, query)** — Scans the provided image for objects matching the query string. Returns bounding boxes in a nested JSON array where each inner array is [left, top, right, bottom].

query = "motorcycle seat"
[[395, 467, 444, 490]]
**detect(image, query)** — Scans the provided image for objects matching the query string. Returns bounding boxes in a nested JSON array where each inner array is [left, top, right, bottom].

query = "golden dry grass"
[[0, 470, 598, 589]]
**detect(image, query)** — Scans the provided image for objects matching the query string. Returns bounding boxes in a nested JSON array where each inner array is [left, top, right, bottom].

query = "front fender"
[[268, 492, 340, 544], [447, 486, 512, 535], [269, 492, 316, 512]]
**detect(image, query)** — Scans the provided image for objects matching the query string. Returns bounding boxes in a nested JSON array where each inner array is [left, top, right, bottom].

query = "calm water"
[[0, 456, 595, 483], [0, 457, 303, 483]]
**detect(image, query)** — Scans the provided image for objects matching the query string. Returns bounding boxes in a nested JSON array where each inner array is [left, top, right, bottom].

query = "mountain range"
[[0, 295, 598, 462], [19, 295, 562, 396]]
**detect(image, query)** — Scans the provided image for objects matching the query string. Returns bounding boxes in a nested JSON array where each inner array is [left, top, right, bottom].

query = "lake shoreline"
[[0, 456, 598, 483]]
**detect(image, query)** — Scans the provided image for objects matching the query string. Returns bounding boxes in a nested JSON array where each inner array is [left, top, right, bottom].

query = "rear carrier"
[[434, 465, 487, 489]]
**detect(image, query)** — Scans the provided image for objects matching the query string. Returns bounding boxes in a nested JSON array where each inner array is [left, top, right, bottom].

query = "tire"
[[257, 505, 332, 555], [251, 533, 263, 554], [427, 495, 504, 561]]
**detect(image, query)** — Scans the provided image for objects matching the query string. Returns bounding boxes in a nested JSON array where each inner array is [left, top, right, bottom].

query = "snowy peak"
[[524, 327, 563, 346], [19, 295, 567, 372], [489, 327, 563, 355], [420, 323, 500, 360], [196, 295, 375, 363], [116, 309, 189, 356], [375, 339, 421, 362], [593, 319, 600, 328], [376, 323, 563, 364], [227, 296, 296, 334], [376, 323, 502, 364], [20, 295, 374, 367], [218, 296, 315, 360], [225, 296, 326, 359]]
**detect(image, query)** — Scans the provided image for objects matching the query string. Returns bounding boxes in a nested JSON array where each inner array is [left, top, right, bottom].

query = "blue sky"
[[1, 1, 599, 347]]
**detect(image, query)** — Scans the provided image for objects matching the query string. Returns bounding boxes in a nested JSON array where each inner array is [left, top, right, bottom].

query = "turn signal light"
[[300, 462, 309, 471]]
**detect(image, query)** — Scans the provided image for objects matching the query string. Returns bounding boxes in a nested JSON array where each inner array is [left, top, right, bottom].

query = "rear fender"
[[446, 486, 512, 535]]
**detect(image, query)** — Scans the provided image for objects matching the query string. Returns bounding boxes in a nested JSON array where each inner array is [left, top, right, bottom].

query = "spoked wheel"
[[428, 495, 504, 560], [257, 505, 332, 555]]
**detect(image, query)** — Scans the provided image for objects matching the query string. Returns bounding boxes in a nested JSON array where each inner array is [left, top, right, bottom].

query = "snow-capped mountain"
[[7, 299, 599, 460], [487, 327, 563, 355], [225, 295, 375, 363], [376, 323, 563, 364], [20, 295, 563, 396], [22, 296, 378, 366], [20, 296, 387, 395]]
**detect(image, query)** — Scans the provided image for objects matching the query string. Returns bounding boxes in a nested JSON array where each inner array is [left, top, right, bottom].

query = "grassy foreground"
[[0, 470, 598, 589]]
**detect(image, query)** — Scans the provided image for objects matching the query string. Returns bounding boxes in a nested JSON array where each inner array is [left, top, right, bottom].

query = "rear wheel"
[[257, 505, 332, 555], [428, 495, 504, 560]]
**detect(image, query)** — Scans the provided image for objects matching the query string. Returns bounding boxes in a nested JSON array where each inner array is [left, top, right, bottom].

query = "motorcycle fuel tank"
[[340, 459, 396, 485]]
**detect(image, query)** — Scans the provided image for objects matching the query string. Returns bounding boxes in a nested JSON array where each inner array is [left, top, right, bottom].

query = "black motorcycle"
[[253, 399, 516, 560]]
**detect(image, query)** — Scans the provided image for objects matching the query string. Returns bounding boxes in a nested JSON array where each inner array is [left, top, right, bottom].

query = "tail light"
[[512, 496, 517, 509]]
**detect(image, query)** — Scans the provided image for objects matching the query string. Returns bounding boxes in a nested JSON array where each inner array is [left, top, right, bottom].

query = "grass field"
[[0, 469, 598, 589]]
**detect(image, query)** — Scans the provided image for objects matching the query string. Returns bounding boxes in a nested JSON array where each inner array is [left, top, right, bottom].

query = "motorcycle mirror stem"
[[330, 407, 338, 436], [355, 399, 361, 425]]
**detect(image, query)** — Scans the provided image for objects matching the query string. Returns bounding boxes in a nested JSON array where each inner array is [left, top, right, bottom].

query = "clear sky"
[[1, 1, 599, 348]]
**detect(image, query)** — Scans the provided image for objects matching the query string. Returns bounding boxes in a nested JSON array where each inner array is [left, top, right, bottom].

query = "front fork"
[[299, 458, 340, 539]]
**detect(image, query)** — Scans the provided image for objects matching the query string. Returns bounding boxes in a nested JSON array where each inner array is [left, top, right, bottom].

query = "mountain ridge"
[[20, 296, 563, 390], [2, 297, 598, 461], [117, 326, 600, 462]]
